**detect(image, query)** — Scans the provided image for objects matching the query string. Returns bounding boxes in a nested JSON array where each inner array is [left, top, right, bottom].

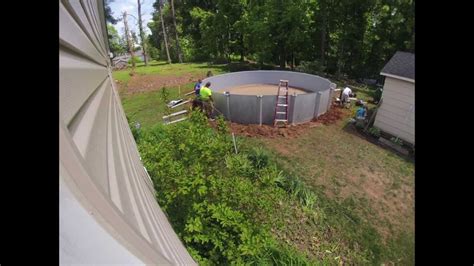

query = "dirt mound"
[[228, 123, 314, 138], [312, 106, 345, 125], [123, 73, 207, 94], [209, 105, 348, 138]]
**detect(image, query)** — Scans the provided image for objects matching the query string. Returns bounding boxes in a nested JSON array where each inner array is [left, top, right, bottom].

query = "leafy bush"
[[138, 111, 313, 264], [295, 60, 326, 75], [159, 87, 171, 116], [355, 121, 365, 129], [259, 164, 285, 187], [390, 137, 404, 146], [226, 62, 256, 72], [137, 111, 390, 264], [128, 56, 142, 64], [225, 154, 255, 178], [147, 46, 160, 60], [130, 122, 141, 143], [179, 37, 193, 62], [259, 63, 276, 70], [373, 87, 383, 103], [287, 178, 318, 208], [247, 147, 270, 170], [367, 127, 381, 138], [212, 56, 230, 64]]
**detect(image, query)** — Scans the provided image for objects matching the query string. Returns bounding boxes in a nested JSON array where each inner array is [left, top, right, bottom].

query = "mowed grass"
[[113, 60, 228, 84], [120, 82, 195, 129], [243, 106, 414, 264], [116, 61, 229, 128]]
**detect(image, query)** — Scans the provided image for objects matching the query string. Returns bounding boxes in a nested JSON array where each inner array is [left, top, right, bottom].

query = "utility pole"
[[122, 11, 136, 70], [137, 0, 148, 65]]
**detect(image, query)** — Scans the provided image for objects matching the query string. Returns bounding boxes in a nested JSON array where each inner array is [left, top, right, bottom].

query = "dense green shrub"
[[247, 147, 270, 170], [226, 62, 255, 72], [130, 122, 141, 143], [367, 127, 381, 138], [128, 56, 143, 64], [355, 121, 365, 129], [390, 137, 404, 146], [147, 46, 160, 60], [373, 87, 383, 103], [137, 110, 393, 264], [138, 111, 314, 264], [295, 61, 326, 75], [212, 56, 230, 64]]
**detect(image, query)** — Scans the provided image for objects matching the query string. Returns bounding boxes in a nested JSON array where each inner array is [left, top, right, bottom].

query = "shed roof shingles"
[[380, 51, 414, 81]]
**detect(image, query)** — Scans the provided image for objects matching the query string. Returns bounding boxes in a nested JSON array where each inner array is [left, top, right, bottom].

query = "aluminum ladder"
[[273, 80, 289, 127]]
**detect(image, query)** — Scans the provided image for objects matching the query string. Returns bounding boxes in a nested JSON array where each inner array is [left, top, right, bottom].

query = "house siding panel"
[[60, 0, 196, 264], [374, 77, 415, 144]]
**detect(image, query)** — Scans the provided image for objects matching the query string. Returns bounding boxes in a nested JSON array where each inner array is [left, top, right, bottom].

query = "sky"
[[109, 0, 155, 36]]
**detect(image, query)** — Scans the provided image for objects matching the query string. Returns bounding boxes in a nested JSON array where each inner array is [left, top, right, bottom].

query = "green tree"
[[107, 24, 126, 57], [148, 0, 414, 78], [155, 0, 172, 63], [104, 0, 118, 24]]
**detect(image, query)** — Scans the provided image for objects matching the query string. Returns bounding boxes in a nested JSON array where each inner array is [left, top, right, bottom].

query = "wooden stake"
[[232, 133, 238, 154]]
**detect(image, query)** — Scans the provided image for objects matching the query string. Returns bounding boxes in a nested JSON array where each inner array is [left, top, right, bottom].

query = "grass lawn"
[[113, 60, 228, 84], [244, 108, 414, 263], [120, 84, 193, 128], [115, 60, 228, 129], [114, 62, 415, 264]]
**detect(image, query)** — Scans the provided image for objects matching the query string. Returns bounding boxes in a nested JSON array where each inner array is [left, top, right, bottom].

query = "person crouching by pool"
[[340, 86, 352, 107], [192, 79, 203, 110], [354, 104, 368, 127], [194, 79, 202, 96], [199, 82, 214, 119]]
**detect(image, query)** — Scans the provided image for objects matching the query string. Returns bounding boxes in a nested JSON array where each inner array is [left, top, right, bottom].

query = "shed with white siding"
[[373, 51, 415, 145]]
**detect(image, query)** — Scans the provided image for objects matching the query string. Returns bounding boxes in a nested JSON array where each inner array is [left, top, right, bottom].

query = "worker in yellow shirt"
[[199, 82, 214, 119]]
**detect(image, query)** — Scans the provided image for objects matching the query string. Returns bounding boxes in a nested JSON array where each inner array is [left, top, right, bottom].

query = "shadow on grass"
[[342, 122, 414, 163], [194, 63, 229, 73], [133, 61, 168, 68], [195, 61, 286, 73]]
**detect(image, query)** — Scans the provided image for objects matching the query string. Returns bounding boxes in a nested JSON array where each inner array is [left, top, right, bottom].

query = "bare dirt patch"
[[121, 73, 206, 95], [228, 122, 317, 138]]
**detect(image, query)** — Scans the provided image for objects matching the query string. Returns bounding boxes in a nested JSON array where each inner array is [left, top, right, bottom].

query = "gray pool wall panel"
[[204, 71, 335, 125]]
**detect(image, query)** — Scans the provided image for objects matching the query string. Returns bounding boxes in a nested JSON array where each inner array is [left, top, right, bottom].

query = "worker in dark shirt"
[[194, 79, 202, 96], [192, 79, 203, 110]]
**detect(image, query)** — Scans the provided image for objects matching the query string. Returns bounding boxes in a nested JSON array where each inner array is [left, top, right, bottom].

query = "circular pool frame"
[[202, 71, 336, 125]]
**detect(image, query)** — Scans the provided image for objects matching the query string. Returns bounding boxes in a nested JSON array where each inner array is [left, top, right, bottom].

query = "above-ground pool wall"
[[261, 95, 278, 124], [228, 94, 260, 124], [316, 90, 331, 116], [212, 93, 277, 124], [204, 71, 335, 125], [212, 92, 227, 117], [290, 93, 318, 123], [204, 71, 332, 93]]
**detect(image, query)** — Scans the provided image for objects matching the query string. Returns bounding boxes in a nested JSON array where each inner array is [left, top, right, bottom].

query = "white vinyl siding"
[[59, 0, 196, 264], [374, 77, 415, 144]]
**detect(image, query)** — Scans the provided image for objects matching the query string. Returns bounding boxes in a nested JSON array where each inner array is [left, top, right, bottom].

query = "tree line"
[[107, 0, 414, 79]]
